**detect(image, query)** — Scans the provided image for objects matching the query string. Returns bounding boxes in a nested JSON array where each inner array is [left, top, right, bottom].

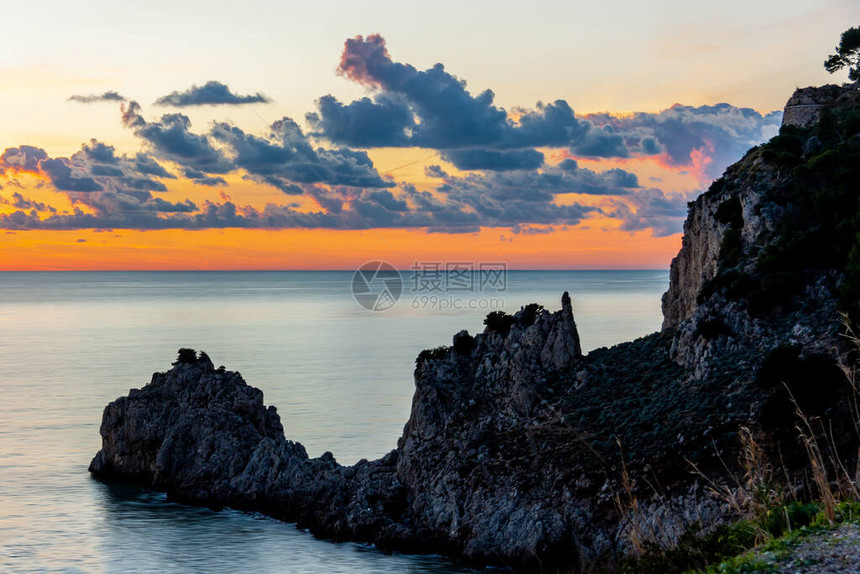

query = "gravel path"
[[754, 523, 860, 573]]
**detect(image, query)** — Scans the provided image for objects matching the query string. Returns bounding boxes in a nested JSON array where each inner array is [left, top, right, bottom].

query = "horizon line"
[[0, 267, 669, 273]]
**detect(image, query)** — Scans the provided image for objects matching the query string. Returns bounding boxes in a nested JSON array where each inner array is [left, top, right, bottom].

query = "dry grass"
[[614, 312, 860, 565]]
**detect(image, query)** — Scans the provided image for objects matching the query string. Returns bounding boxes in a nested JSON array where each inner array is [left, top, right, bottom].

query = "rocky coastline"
[[90, 82, 860, 572]]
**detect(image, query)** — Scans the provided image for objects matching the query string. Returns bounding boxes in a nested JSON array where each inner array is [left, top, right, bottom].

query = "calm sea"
[[0, 270, 668, 573]]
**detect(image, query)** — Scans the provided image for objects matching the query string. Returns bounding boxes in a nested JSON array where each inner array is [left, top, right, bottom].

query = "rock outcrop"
[[89, 352, 413, 549], [92, 300, 593, 569], [91, 83, 860, 572]]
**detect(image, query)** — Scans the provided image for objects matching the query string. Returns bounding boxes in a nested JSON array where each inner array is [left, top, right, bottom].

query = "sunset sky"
[[1, 0, 858, 270]]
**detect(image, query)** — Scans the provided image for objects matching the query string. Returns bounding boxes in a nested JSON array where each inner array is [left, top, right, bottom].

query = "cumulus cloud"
[[0, 36, 782, 238], [0, 192, 56, 213], [0, 131, 672, 235], [0, 146, 49, 174], [441, 148, 545, 171], [584, 104, 782, 179], [436, 160, 640, 203], [0, 140, 196, 229], [306, 94, 414, 147], [609, 188, 691, 237], [309, 34, 779, 178], [0, 139, 610, 232], [312, 36, 628, 156], [210, 118, 393, 189], [121, 101, 393, 190], [424, 164, 449, 179], [123, 103, 232, 174], [155, 81, 270, 107], [68, 91, 126, 104], [39, 158, 103, 192]]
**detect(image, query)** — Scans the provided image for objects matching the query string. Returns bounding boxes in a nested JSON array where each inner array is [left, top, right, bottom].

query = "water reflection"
[[95, 482, 477, 574], [0, 271, 666, 573]]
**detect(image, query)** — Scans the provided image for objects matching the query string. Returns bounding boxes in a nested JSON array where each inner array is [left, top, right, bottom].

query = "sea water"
[[0, 270, 668, 573]]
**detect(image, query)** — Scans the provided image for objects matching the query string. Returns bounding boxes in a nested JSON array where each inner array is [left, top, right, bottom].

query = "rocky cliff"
[[91, 83, 860, 572]]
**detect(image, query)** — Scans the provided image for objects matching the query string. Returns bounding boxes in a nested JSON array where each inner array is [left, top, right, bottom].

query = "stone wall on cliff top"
[[782, 83, 860, 129]]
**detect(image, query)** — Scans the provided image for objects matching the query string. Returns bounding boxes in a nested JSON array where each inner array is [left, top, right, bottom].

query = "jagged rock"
[[91, 83, 860, 572], [91, 299, 591, 571], [662, 83, 856, 376], [541, 291, 582, 369], [90, 351, 410, 546]]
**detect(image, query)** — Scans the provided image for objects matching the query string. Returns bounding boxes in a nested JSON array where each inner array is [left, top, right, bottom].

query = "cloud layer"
[[155, 81, 270, 107], [68, 91, 126, 104], [1, 35, 782, 237], [308, 34, 780, 179]]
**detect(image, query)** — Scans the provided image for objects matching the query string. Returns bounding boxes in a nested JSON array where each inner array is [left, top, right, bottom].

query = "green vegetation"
[[702, 106, 860, 321], [483, 310, 516, 336], [715, 197, 744, 228], [755, 344, 847, 429], [614, 322, 860, 573], [452, 332, 476, 355], [755, 115, 860, 318], [483, 304, 546, 337], [415, 345, 450, 366], [173, 348, 198, 365], [619, 501, 823, 574], [518, 303, 545, 327], [699, 503, 860, 574], [824, 26, 860, 81], [694, 317, 732, 340]]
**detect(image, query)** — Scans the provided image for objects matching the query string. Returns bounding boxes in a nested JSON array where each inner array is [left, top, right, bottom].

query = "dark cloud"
[[0, 36, 780, 238], [436, 161, 639, 203], [317, 36, 635, 161], [311, 35, 779, 177], [306, 95, 414, 147], [394, 161, 640, 232], [81, 140, 120, 164], [150, 198, 197, 212], [336, 34, 510, 149], [0, 146, 49, 173], [40, 158, 103, 192], [0, 157, 606, 233], [134, 153, 175, 179], [182, 169, 228, 187], [584, 104, 782, 179], [90, 165, 125, 177], [209, 117, 394, 189], [511, 224, 555, 235], [0, 192, 56, 213], [120, 102, 392, 191], [155, 81, 270, 107], [441, 148, 545, 171], [0, 140, 194, 231], [68, 91, 126, 104], [63, 141, 173, 194], [121, 101, 146, 128], [610, 188, 691, 237], [424, 165, 449, 178], [123, 105, 232, 174], [571, 125, 629, 158]]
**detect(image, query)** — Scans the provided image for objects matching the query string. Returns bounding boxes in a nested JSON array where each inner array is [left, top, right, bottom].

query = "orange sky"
[[7, 8, 850, 270], [0, 146, 693, 269], [0, 220, 681, 271]]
